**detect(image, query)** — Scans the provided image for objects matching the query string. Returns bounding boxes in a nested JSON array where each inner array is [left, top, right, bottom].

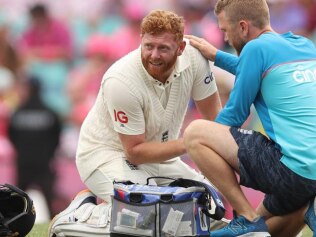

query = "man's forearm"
[[125, 138, 186, 165]]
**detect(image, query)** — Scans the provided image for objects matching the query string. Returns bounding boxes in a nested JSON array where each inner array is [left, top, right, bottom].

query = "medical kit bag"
[[110, 177, 225, 237]]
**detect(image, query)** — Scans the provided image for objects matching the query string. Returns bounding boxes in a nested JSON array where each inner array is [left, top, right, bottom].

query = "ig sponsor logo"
[[114, 110, 128, 123]]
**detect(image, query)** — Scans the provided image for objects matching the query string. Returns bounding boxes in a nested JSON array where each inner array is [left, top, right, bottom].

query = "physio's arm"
[[216, 43, 263, 126], [215, 50, 238, 75]]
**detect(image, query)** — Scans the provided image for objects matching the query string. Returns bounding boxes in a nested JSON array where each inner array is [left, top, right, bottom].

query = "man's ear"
[[239, 20, 249, 37], [178, 40, 186, 56]]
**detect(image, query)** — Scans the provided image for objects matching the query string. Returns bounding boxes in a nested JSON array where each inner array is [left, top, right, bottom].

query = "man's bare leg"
[[184, 119, 307, 236], [184, 120, 258, 221], [257, 201, 307, 237]]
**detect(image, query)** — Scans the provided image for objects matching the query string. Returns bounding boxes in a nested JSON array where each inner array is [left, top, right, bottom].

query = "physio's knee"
[[184, 119, 211, 150]]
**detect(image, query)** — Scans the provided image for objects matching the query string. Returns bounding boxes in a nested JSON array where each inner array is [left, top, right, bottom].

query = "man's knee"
[[184, 119, 214, 148]]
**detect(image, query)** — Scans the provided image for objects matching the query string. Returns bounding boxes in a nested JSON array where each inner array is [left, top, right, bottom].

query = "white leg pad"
[[50, 203, 111, 237], [52, 223, 110, 237]]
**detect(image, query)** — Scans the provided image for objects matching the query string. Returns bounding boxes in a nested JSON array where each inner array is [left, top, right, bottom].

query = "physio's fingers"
[[184, 34, 203, 45], [186, 35, 211, 49], [184, 34, 201, 41], [185, 35, 216, 61]]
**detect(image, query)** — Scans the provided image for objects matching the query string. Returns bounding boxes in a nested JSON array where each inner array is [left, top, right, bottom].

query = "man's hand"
[[185, 35, 218, 62]]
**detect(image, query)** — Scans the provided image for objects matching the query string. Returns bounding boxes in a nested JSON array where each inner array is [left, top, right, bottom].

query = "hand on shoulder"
[[185, 35, 218, 62]]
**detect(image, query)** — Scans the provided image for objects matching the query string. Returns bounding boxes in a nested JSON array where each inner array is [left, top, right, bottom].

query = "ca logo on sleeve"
[[204, 72, 214, 84], [114, 110, 128, 123]]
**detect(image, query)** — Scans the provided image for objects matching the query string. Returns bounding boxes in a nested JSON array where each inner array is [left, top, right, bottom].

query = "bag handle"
[[113, 176, 176, 186], [168, 178, 226, 220], [145, 176, 176, 185]]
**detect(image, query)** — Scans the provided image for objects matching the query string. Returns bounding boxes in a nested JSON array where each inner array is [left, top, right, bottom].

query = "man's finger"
[[185, 34, 200, 40], [185, 35, 203, 48]]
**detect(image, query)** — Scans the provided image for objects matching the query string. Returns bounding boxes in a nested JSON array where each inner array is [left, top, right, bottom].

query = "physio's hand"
[[185, 35, 218, 62]]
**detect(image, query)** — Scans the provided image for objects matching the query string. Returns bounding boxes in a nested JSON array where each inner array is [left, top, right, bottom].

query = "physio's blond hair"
[[215, 0, 270, 29], [140, 10, 184, 42]]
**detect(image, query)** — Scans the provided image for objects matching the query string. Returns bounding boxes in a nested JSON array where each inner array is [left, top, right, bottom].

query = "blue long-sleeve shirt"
[[215, 32, 316, 180]]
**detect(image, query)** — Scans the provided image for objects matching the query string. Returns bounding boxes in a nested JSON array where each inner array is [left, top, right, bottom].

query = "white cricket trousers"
[[84, 157, 206, 202]]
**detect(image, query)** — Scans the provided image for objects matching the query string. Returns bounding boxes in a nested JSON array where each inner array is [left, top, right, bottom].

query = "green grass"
[[303, 227, 313, 237], [28, 223, 313, 237], [27, 223, 49, 237]]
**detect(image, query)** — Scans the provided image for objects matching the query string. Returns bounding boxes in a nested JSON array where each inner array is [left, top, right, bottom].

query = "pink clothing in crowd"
[[19, 18, 72, 61]]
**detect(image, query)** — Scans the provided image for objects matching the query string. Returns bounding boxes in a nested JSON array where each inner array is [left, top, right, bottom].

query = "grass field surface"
[[27, 223, 313, 237], [27, 224, 49, 237]]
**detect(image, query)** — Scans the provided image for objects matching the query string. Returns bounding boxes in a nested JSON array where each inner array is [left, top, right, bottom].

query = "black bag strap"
[[145, 176, 176, 185], [168, 178, 226, 220], [113, 176, 177, 186]]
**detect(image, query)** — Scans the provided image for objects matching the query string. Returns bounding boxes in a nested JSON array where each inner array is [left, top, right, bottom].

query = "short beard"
[[235, 40, 247, 56], [141, 53, 178, 81]]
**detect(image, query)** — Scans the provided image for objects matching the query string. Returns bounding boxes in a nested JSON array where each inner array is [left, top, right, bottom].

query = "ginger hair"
[[140, 10, 184, 42]]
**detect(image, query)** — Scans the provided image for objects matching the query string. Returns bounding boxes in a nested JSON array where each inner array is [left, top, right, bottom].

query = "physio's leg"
[[256, 201, 307, 237], [184, 120, 258, 221]]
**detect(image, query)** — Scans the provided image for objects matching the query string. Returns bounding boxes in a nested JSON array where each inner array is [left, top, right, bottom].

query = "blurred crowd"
[[0, 0, 315, 218]]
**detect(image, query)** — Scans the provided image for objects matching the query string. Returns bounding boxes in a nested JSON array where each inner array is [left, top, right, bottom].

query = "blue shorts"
[[230, 127, 316, 215]]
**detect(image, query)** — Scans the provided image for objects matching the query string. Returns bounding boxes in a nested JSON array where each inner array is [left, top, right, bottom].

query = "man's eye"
[[160, 47, 169, 52]]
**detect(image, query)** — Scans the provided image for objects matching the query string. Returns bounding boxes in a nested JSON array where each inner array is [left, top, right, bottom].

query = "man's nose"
[[151, 48, 161, 58]]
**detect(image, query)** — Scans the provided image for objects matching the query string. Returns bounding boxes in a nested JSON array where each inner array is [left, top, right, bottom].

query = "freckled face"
[[141, 32, 183, 82]]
